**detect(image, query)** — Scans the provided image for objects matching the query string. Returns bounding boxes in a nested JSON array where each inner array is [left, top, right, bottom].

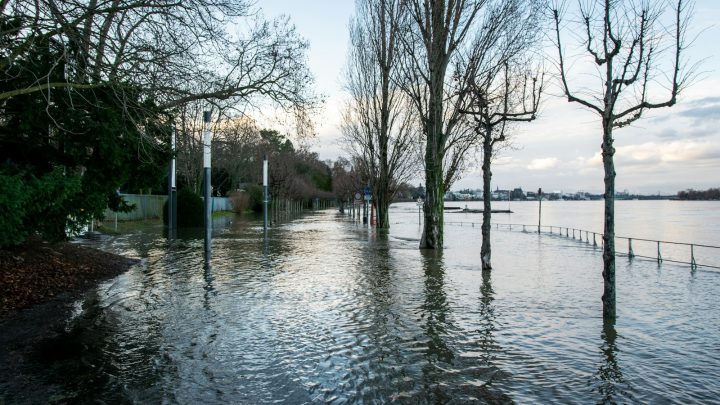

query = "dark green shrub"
[[163, 189, 204, 227], [0, 174, 29, 248], [0, 168, 83, 248], [245, 184, 264, 213]]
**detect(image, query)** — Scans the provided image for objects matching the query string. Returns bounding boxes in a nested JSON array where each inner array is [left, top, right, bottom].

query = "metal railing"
[[444, 221, 720, 270]]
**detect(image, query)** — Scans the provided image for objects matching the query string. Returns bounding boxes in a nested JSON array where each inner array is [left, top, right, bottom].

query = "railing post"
[[523, 224, 526, 232], [565, 228, 569, 237], [691, 244, 697, 269], [593, 233, 597, 247], [628, 238, 635, 259], [572, 229, 575, 239], [657, 241, 663, 264]]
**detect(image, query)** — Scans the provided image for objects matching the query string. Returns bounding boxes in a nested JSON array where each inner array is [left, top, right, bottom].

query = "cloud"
[[678, 104, 720, 121], [527, 157, 560, 170], [614, 140, 720, 167], [550, 140, 720, 176]]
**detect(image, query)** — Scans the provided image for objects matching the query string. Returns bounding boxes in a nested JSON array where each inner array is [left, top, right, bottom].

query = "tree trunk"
[[481, 139, 493, 270], [601, 119, 616, 319], [376, 187, 390, 229], [377, 150, 391, 228], [421, 49, 447, 249], [421, 147, 444, 249]]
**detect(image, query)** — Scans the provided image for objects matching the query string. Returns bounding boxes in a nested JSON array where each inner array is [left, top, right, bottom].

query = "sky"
[[259, 0, 720, 195]]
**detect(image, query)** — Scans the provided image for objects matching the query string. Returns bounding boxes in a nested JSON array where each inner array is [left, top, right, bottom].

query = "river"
[[1, 201, 719, 403]]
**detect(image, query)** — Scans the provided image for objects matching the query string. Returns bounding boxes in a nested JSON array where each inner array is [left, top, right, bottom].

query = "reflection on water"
[[419, 250, 453, 402], [595, 318, 632, 404], [1, 209, 719, 403]]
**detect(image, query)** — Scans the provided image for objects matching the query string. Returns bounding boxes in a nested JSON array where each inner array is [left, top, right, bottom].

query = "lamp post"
[[203, 111, 212, 254], [168, 125, 177, 237], [263, 154, 268, 231]]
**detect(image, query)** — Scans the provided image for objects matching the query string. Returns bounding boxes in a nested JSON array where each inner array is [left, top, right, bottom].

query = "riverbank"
[[0, 237, 139, 315]]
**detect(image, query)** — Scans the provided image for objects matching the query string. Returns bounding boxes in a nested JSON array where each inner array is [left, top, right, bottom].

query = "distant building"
[[493, 186, 510, 201], [511, 188, 525, 200]]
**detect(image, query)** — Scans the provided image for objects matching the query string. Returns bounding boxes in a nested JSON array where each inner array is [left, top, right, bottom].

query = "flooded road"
[[2, 205, 719, 403]]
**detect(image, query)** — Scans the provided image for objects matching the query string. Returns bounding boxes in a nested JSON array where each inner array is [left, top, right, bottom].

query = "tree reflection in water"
[[596, 318, 633, 403], [419, 250, 454, 401], [478, 270, 495, 362]]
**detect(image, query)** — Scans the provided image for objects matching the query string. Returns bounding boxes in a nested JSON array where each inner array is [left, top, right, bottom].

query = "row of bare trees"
[[342, 0, 544, 246], [343, 0, 694, 319]]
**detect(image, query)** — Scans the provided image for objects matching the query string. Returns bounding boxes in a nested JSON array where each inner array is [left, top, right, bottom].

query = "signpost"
[[363, 186, 371, 225], [354, 192, 361, 220]]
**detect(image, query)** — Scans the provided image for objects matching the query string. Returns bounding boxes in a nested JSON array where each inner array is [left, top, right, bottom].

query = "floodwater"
[[1, 201, 719, 403]]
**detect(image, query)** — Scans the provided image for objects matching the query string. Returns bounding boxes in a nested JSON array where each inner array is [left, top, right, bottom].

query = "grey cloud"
[[695, 148, 720, 160], [655, 126, 716, 139], [656, 127, 679, 138], [678, 104, 720, 121], [650, 97, 720, 124], [686, 96, 720, 107]]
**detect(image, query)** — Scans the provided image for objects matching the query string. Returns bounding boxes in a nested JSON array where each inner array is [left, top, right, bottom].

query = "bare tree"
[[400, 0, 543, 249], [551, 0, 694, 319], [342, 0, 418, 228], [213, 115, 259, 191], [461, 61, 543, 270], [1, 0, 319, 124], [331, 157, 363, 213]]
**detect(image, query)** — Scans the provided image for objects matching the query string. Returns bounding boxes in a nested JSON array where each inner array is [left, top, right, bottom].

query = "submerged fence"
[[103, 194, 234, 221], [444, 221, 720, 270]]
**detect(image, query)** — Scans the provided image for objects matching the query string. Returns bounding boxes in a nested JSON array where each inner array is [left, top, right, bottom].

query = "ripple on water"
[[3, 209, 719, 403]]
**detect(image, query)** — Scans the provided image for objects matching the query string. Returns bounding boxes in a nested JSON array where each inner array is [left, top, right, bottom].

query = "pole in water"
[[263, 154, 268, 231], [203, 110, 212, 254], [169, 124, 177, 237], [537, 187, 543, 233]]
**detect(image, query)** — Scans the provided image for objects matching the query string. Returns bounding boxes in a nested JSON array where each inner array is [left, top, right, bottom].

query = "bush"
[[0, 174, 29, 248], [228, 190, 249, 213], [245, 184, 264, 213], [0, 168, 84, 248], [163, 189, 204, 227]]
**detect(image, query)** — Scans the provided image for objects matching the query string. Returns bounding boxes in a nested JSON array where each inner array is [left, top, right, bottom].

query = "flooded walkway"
[[2, 207, 719, 403]]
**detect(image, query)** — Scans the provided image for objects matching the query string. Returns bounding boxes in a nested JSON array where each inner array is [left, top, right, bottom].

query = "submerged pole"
[[169, 125, 177, 237], [537, 188, 543, 233], [263, 154, 268, 231], [203, 110, 212, 254], [691, 244, 697, 269]]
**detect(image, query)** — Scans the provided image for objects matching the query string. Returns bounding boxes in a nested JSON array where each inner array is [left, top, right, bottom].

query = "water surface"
[[1, 203, 719, 403]]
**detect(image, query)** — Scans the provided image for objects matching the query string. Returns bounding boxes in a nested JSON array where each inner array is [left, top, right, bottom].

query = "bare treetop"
[[1, 0, 320, 115], [552, 0, 694, 128]]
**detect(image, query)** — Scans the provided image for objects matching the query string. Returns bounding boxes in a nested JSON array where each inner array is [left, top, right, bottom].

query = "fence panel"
[[103, 194, 167, 221], [104, 194, 235, 222], [212, 197, 233, 212]]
